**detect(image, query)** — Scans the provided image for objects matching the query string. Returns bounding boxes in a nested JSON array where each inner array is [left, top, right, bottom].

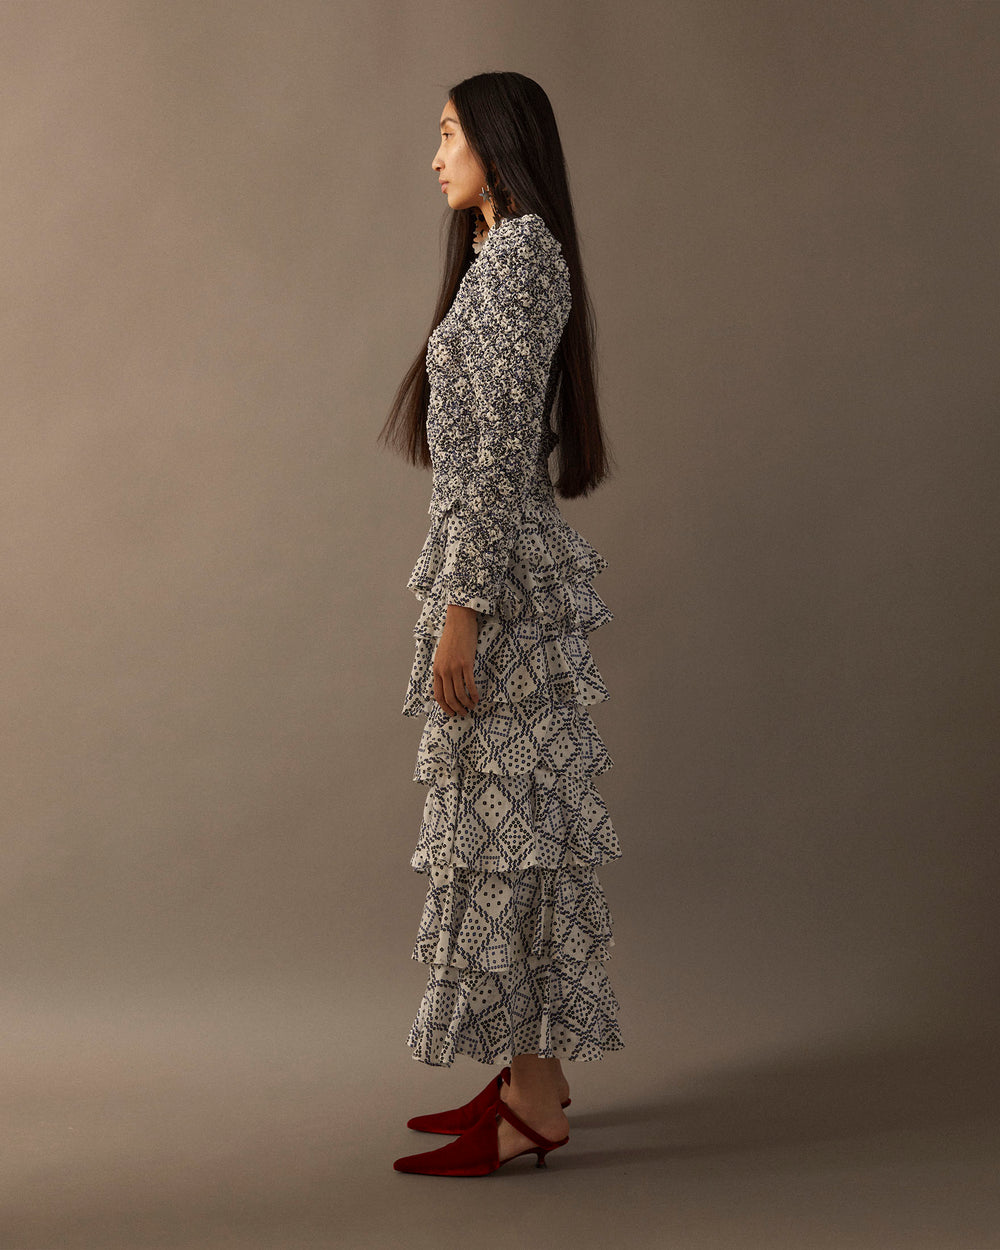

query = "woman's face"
[[432, 100, 488, 214]]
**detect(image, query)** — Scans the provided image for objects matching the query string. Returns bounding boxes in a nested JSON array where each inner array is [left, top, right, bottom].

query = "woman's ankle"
[[500, 1070, 570, 1103], [501, 1086, 571, 1137]]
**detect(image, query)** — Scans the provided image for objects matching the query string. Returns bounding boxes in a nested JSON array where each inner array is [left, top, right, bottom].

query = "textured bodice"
[[421, 212, 572, 611]]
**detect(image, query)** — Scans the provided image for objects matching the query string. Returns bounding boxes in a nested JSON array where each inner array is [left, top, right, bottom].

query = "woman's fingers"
[[463, 661, 479, 706], [432, 670, 458, 716], [433, 665, 474, 717], [444, 668, 472, 716]]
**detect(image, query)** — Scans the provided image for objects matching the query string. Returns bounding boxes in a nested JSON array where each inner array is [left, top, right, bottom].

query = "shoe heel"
[[535, 1149, 549, 1168]]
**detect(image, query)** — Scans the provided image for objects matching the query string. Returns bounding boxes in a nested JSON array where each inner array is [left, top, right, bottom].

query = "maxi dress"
[[402, 211, 624, 1067]]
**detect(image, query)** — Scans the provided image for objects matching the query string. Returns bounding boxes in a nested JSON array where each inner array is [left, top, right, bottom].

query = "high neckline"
[[473, 212, 536, 258]]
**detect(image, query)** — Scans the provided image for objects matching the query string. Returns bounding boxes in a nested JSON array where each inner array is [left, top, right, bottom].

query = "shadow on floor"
[[566, 1026, 1000, 1164]]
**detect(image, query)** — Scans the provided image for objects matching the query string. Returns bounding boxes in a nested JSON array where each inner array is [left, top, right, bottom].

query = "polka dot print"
[[402, 212, 624, 1068]]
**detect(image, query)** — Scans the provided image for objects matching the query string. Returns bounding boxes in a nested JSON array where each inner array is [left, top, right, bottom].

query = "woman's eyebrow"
[[440, 116, 459, 128]]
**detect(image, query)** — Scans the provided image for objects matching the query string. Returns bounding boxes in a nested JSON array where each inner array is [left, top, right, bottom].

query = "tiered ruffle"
[[402, 497, 624, 1067]]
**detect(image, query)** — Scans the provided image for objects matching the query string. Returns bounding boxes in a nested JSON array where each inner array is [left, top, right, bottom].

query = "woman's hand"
[[432, 604, 481, 717]]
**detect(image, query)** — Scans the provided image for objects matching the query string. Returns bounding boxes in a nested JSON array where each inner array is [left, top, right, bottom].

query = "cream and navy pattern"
[[403, 212, 623, 1067]]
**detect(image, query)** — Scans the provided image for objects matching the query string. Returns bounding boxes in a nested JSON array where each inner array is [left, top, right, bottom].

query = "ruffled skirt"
[[401, 497, 624, 1066]]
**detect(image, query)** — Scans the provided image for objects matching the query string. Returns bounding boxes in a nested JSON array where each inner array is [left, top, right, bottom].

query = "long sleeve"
[[440, 220, 570, 616]]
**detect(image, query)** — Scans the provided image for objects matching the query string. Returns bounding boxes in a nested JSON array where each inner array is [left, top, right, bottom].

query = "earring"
[[481, 178, 512, 220], [479, 182, 505, 224], [471, 193, 490, 254]]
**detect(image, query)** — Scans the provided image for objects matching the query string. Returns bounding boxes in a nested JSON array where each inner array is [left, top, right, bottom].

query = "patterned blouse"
[[424, 211, 572, 617]]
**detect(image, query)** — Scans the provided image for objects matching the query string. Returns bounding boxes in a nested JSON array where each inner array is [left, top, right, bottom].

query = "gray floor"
[[2, 983, 997, 1250]]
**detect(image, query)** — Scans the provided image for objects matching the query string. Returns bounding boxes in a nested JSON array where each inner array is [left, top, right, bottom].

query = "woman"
[[379, 72, 623, 1177]]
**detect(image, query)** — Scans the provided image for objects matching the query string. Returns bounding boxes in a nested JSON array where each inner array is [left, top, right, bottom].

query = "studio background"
[[2, 2, 997, 1247]]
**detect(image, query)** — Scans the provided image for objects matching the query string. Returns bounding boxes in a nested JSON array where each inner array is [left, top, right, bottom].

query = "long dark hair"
[[378, 71, 612, 498]]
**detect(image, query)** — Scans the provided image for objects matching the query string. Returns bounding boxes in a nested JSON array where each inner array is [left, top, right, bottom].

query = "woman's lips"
[[440, 182, 449, 191]]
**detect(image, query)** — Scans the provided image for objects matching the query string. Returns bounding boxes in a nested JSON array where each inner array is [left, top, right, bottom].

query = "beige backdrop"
[[2, 2, 998, 1247]]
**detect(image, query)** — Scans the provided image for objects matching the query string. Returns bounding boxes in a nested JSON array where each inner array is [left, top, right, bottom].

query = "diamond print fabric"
[[402, 212, 624, 1067]]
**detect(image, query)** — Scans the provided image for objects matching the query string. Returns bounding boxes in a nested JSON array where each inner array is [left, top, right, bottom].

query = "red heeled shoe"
[[406, 1066, 571, 1134], [394, 1097, 570, 1175]]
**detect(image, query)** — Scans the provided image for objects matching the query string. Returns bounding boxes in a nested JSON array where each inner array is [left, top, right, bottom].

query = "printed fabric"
[[402, 211, 624, 1067]]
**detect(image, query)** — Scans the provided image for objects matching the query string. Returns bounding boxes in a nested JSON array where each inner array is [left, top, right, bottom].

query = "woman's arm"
[[437, 220, 569, 616], [433, 603, 480, 717]]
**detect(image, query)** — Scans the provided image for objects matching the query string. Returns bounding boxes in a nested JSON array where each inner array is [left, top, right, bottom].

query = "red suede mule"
[[394, 1097, 570, 1175], [406, 1065, 571, 1135]]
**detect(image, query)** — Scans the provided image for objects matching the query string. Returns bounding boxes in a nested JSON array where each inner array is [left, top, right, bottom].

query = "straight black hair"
[[378, 71, 613, 497]]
